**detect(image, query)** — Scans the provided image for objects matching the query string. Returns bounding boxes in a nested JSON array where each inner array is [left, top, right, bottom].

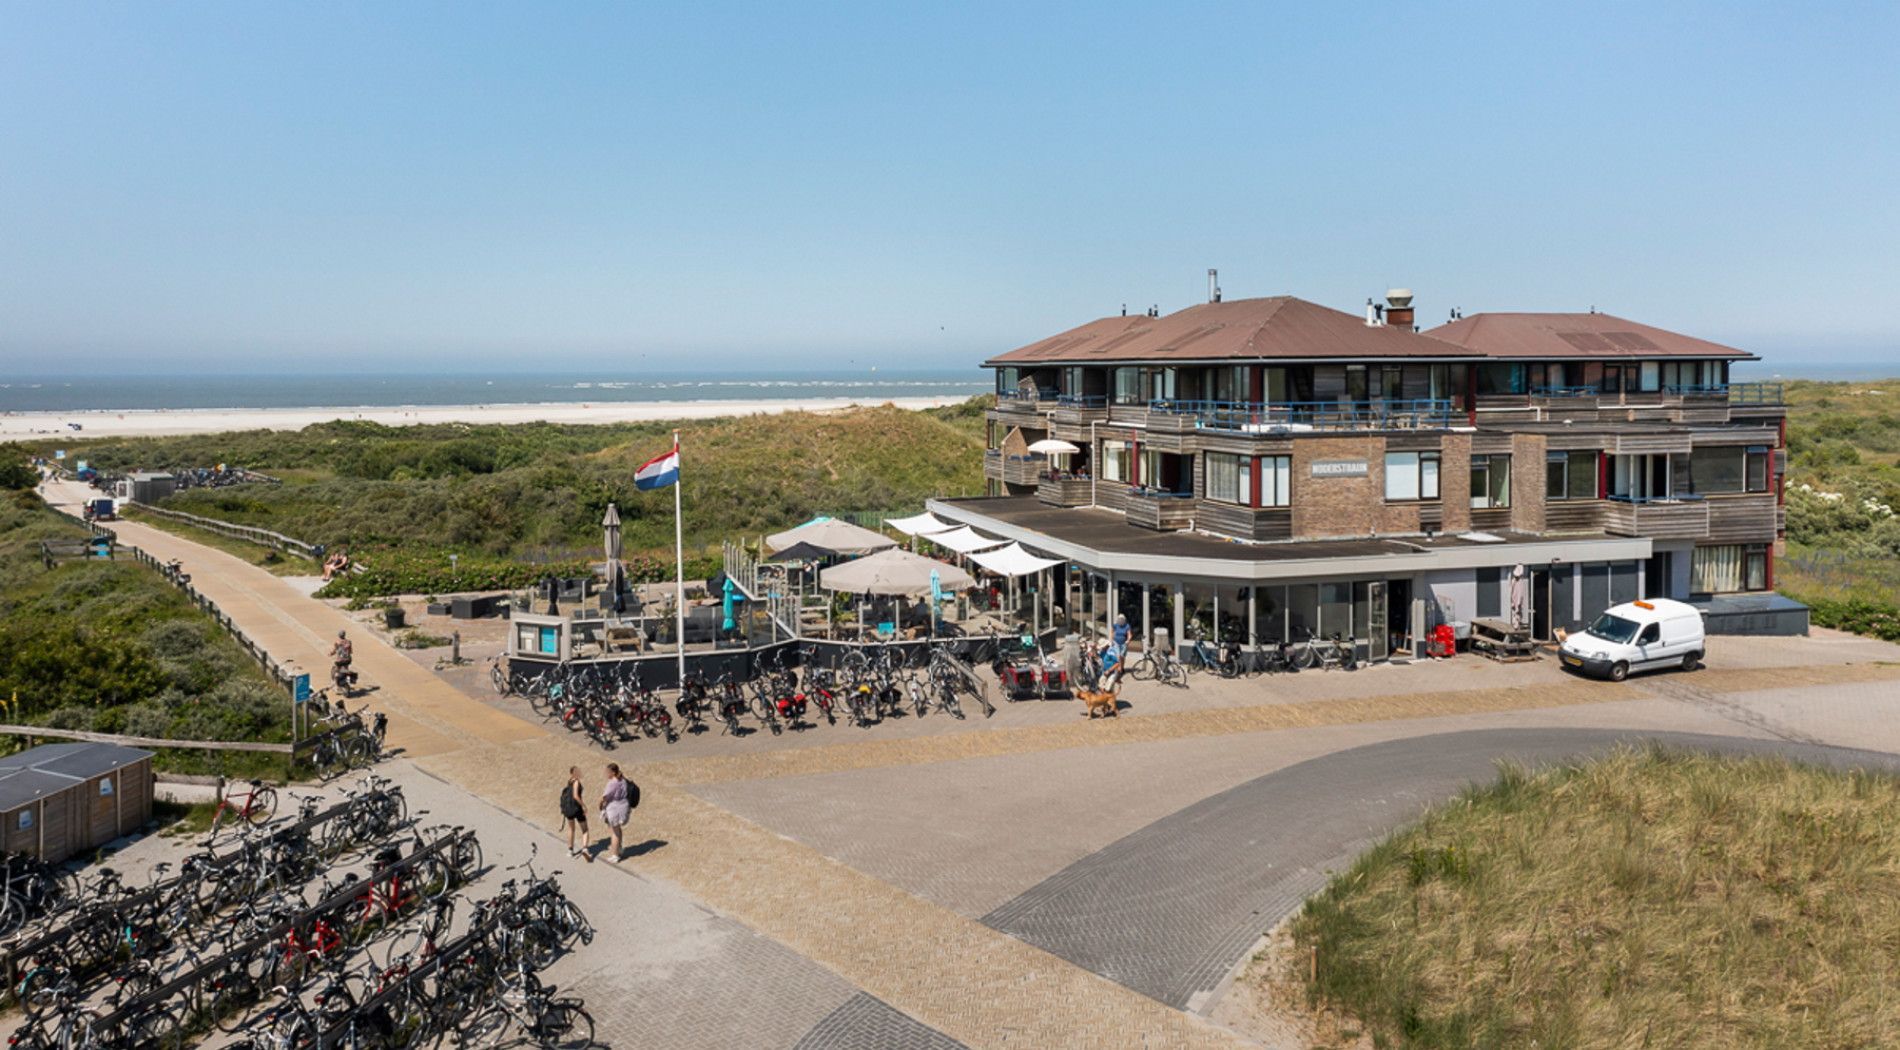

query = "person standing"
[[599, 763, 636, 862], [559, 767, 593, 862]]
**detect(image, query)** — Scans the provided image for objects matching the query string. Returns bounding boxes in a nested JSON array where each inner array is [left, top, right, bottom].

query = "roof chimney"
[[1385, 288, 1414, 330], [1207, 269, 1221, 303]]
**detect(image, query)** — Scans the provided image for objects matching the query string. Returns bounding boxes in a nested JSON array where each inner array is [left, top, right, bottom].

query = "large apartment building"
[[927, 289, 1788, 662]]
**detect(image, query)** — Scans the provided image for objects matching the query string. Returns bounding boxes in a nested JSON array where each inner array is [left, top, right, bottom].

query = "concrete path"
[[41, 477, 1900, 1048]]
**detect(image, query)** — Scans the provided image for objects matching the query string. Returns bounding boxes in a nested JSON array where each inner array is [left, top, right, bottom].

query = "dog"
[[1079, 687, 1119, 719]]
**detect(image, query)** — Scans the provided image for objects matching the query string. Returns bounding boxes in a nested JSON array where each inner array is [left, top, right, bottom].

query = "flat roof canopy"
[[928, 497, 1651, 583]]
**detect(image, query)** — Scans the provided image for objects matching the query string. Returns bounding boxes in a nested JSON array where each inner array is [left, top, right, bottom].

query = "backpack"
[[626, 779, 640, 810]]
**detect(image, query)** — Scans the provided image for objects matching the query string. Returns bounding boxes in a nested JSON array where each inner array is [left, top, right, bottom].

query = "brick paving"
[[793, 993, 971, 1050]]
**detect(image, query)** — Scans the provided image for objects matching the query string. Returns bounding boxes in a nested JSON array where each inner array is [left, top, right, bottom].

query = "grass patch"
[[393, 629, 453, 650], [154, 798, 220, 838], [1290, 746, 1900, 1049], [0, 490, 292, 778]]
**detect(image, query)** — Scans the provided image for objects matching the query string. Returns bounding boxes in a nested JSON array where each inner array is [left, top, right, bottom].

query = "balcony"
[[990, 389, 1056, 425], [1001, 453, 1047, 487], [1602, 496, 1711, 540], [1146, 398, 1455, 433], [1037, 473, 1094, 508], [1124, 486, 1197, 531], [1050, 394, 1109, 425]]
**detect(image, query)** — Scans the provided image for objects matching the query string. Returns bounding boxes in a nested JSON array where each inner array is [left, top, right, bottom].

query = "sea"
[[0, 371, 990, 413]]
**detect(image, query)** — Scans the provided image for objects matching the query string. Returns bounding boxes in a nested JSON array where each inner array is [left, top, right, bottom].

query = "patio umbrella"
[[602, 503, 623, 612], [820, 548, 975, 597], [767, 540, 832, 564], [1025, 438, 1080, 455], [766, 516, 897, 556]]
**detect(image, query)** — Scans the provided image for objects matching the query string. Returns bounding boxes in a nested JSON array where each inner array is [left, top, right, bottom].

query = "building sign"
[[294, 674, 312, 705], [1311, 459, 1369, 478]]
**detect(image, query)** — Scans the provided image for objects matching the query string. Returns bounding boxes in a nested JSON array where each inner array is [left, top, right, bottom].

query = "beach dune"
[[0, 395, 971, 440]]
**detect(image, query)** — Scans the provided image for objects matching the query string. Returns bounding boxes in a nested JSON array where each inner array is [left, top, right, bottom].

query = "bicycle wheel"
[[1169, 659, 1189, 688], [491, 661, 512, 696], [446, 835, 483, 885], [119, 1004, 185, 1050], [1290, 645, 1317, 670], [538, 1000, 596, 1049], [245, 786, 279, 826], [1128, 654, 1156, 681]]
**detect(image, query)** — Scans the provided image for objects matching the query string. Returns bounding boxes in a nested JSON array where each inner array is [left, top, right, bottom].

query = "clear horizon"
[[3, 3, 1895, 372]]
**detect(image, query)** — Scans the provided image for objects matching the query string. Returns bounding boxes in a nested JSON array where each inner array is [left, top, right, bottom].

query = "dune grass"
[[1290, 746, 1900, 1049]]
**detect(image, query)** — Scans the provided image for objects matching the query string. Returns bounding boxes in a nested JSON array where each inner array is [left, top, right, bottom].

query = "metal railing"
[[1055, 394, 1108, 408], [1146, 398, 1455, 431], [1729, 382, 1784, 405], [1531, 385, 1599, 398]]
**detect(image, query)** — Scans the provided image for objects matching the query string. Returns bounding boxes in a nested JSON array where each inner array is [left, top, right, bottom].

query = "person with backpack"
[[559, 767, 593, 862], [599, 763, 638, 862]]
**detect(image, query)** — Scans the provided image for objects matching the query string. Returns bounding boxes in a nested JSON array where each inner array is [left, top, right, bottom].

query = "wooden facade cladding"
[[1470, 507, 1512, 531], [1603, 499, 1711, 540], [1705, 493, 1780, 543], [1195, 503, 1293, 542], [1125, 489, 1197, 531], [1544, 500, 1607, 534], [1037, 475, 1094, 508], [1093, 483, 1129, 513], [1612, 431, 1695, 455]]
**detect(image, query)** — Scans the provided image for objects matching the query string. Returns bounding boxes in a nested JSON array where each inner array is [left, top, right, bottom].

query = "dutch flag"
[[634, 442, 680, 490]]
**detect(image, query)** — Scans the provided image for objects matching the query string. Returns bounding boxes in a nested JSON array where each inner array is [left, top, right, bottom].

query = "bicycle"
[[1128, 642, 1189, 687], [208, 778, 279, 838]]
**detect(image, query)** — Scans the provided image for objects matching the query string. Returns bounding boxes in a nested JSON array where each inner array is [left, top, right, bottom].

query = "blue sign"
[[54, 450, 66, 460], [293, 674, 312, 705]]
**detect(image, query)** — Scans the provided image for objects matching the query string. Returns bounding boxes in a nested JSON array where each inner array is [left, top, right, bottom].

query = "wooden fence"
[[0, 723, 291, 754], [126, 502, 317, 560]]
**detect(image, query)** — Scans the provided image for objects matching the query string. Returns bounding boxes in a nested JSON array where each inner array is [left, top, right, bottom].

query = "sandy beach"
[[0, 395, 971, 440]]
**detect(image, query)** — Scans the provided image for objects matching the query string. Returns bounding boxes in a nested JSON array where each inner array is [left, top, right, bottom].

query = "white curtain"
[[1692, 545, 1743, 593]]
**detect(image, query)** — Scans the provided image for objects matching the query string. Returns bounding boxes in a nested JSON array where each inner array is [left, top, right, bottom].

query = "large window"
[[1476, 363, 1526, 396], [1207, 366, 1248, 403], [1384, 451, 1441, 501], [1693, 544, 1768, 593], [996, 368, 1019, 395], [1205, 452, 1251, 505], [1746, 446, 1770, 492], [1101, 441, 1130, 482], [1546, 451, 1600, 500], [1260, 455, 1291, 507], [1688, 446, 1747, 494], [1470, 454, 1512, 509], [1113, 368, 1141, 405]]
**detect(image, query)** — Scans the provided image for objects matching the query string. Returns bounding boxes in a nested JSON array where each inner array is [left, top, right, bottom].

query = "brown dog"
[[1080, 688, 1118, 718]]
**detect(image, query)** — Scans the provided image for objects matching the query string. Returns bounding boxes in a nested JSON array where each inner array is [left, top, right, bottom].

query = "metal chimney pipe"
[[1207, 269, 1220, 303]]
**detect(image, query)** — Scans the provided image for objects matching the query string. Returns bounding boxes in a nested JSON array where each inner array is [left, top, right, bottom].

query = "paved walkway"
[[47, 479, 1900, 1048]]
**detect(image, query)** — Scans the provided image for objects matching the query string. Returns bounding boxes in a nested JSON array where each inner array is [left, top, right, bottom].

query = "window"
[[1264, 366, 1288, 403], [1205, 453, 1252, 505], [1692, 544, 1765, 593], [1546, 451, 1599, 500], [1207, 365, 1247, 403], [1113, 368, 1141, 405], [1745, 446, 1770, 493], [1260, 455, 1291, 507], [1637, 623, 1661, 645], [1476, 363, 1526, 396], [1429, 364, 1453, 403], [1384, 451, 1441, 501], [1345, 365, 1369, 405], [1101, 441, 1130, 482], [1470, 454, 1512, 509], [1688, 446, 1746, 494], [1639, 362, 1661, 392], [996, 368, 1018, 395], [1380, 366, 1404, 402]]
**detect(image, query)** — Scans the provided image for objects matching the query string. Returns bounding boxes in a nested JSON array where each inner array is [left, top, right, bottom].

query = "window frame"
[[1471, 453, 1512, 509], [1384, 451, 1441, 502], [1259, 455, 1291, 508], [1204, 452, 1252, 506]]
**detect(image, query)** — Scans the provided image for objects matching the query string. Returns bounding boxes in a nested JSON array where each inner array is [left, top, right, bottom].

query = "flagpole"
[[673, 430, 686, 688]]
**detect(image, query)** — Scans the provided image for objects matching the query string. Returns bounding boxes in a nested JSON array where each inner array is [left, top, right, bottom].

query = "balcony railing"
[[1729, 382, 1784, 406], [994, 389, 1057, 406], [1147, 398, 1454, 431], [1056, 394, 1107, 408], [1531, 385, 1599, 399], [1664, 384, 1730, 397]]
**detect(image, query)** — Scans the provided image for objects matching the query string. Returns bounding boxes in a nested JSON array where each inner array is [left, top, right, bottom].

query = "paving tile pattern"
[[981, 727, 1900, 1011], [792, 993, 971, 1050]]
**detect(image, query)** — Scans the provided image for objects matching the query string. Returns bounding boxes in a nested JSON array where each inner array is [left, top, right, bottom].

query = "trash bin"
[[1150, 627, 1171, 654], [384, 606, 406, 629]]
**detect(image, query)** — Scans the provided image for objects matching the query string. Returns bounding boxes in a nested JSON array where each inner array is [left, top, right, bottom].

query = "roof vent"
[[1207, 269, 1222, 304]]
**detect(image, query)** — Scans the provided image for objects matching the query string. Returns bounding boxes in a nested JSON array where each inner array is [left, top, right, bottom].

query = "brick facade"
[[1509, 432, 1547, 534], [1290, 436, 1384, 539], [1438, 432, 1473, 533]]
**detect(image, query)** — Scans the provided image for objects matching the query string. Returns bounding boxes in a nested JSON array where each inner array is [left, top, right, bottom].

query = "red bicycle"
[[207, 778, 278, 838]]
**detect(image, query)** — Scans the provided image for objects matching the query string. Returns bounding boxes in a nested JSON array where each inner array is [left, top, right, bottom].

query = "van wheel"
[[1609, 661, 1629, 683], [1681, 651, 1701, 672]]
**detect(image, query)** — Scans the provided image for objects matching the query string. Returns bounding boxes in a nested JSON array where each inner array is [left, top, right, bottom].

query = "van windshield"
[[1586, 613, 1640, 645]]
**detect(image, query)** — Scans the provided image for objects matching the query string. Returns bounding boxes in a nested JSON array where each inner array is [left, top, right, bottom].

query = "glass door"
[[1368, 582, 1388, 662]]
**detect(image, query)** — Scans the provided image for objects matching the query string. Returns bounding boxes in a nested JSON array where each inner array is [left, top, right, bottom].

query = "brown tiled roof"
[[984, 297, 1475, 366], [1426, 312, 1755, 360]]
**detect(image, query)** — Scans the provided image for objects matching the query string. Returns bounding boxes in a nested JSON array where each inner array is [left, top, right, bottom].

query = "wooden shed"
[[0, 743, 155, 863]]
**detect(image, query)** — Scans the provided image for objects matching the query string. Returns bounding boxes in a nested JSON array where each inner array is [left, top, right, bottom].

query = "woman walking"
[[599, 763, 633, 862], [560, 767, 593, 862]]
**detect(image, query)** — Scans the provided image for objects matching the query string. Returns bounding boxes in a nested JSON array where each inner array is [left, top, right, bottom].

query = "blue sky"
[[2, 2, 1895, 373]]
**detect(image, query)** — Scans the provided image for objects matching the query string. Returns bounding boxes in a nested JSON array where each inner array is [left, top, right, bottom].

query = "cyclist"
[[331, 630, 355, 690]]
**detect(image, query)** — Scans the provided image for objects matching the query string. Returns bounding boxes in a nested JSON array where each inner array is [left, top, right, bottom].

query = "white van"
[[1558, 598, 1705, 682]]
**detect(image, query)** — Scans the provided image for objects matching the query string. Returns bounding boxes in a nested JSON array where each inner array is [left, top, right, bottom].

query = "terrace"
[[1144, 398, 1456, 433]]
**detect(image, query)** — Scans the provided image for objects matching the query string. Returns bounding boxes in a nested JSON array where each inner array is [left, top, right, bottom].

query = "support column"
[[1247, 588, 1256, 648], [1140, 583, 1151, 652], [1171, 581, 1185, 657]]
